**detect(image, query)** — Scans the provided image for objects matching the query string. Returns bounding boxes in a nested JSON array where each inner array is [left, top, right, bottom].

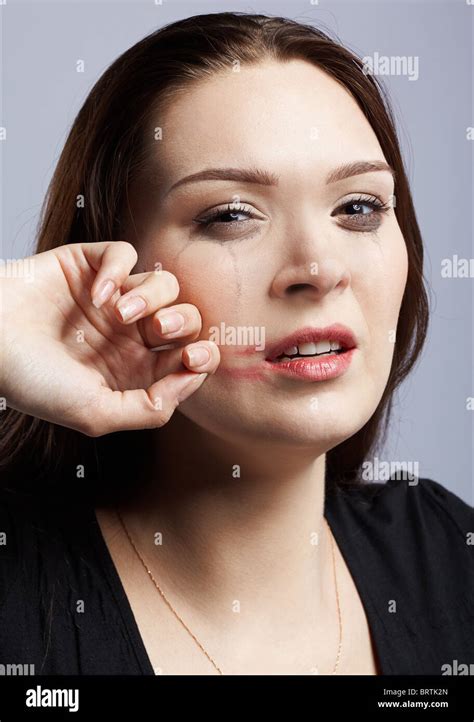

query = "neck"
[[119, 412, 332, 624]]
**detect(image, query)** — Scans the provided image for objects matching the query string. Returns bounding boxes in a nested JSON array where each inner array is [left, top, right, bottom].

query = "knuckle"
[[77, 417, 101, 438], [116, 240, 138, 265], [186, 304, 202, 326], [155, 410, 173, 427], [160, 270, 180, 297], [203, 339, 219, 354], [147, 397, 175, 427], [206, 342, 221, 366], [75, 394, 107, 437]]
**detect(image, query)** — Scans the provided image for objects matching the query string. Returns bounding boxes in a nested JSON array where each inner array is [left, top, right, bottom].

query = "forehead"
[[155, 59, 384, 178]]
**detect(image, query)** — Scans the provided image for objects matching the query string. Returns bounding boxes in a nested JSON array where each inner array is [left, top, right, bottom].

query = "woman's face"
[[130, 59, 408, 453]]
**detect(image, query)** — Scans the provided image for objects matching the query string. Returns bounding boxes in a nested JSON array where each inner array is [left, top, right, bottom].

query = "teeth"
[[274, 339, 344, 362], [298, 342, 317, 355], [315, 341, 331, 354], [295, 340, 335, 355]]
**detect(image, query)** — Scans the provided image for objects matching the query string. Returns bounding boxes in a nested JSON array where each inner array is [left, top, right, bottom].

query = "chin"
[[263, 418, 363, 450], [183, 387, 381, 450], [266, 402, 381, 451]]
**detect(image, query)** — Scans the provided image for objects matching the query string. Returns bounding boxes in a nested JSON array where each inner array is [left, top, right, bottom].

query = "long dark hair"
[[0, 12, 429, 500]]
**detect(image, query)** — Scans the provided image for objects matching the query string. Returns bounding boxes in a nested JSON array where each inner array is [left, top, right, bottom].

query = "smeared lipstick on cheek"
[[215, 346, 267, 381], [217, 364, 267, 380]]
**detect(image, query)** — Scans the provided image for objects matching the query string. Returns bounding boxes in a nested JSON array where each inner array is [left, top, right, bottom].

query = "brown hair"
[[0, 11, 429, 498]]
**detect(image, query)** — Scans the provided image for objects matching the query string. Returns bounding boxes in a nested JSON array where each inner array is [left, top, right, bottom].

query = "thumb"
[[82, 372, 208, 436]]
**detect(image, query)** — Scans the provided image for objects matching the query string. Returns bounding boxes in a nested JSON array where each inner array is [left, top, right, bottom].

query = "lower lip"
[[264, 348, 356, 381]]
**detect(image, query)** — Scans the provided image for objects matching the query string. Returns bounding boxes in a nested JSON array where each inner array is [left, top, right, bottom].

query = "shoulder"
[[0, 485, 72, 540], [372, 476, 474, 568], [0, 487, 41, 550], [327, 475, 474, 618], [326, 475, 474, 594], [328, 475, 473, 538], [327, 476, 474, 567], [0, 487, 140, 674], [0, 486, 93, 598], [326, 478, 474, 672]]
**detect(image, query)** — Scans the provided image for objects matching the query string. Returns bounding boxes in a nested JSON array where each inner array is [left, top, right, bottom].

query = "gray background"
[[1, 0, 473, 503]]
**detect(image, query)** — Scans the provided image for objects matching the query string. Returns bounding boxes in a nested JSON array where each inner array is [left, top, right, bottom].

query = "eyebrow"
[[165, 160, 395, 195], [326, 160, 395, 184]]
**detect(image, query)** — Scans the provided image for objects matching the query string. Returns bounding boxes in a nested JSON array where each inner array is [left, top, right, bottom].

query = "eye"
[[193, 202, 258, 233], [207, 206, 252, 224], [332, 194, 392, 232]]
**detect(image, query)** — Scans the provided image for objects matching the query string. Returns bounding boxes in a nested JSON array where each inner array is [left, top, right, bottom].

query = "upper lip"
[[265, 323, 358, 362]]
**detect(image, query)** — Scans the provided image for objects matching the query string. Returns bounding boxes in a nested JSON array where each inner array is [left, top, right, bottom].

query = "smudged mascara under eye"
[[331, 194, 392, 232], [192, 194, 392, 239]]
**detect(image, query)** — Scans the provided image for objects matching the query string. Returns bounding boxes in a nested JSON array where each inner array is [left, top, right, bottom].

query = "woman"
[[0, 12, 473, 676]]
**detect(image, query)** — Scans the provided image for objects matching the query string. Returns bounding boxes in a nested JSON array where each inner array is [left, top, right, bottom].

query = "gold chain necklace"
[[116, 511, 342, 675]]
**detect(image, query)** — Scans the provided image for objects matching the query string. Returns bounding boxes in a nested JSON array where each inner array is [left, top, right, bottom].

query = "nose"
[[271, 257, 351, 300]]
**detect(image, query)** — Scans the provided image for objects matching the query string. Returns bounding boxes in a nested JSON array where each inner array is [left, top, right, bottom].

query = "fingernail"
[[187, 345, 211, 367], [116, 295, 147, 322], [177, 373, 208, 403], [92, 279, 115, 309], [156, 310, 185, 335]]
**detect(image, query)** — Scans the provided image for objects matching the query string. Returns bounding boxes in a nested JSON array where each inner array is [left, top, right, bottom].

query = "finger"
[[138, 303, 202, 349], [81, 371, 209, 436], [148, 339, 221, 377], [113, 270, 180, 324], [84, 241, 139, 309], [181, 340, 221, 373]]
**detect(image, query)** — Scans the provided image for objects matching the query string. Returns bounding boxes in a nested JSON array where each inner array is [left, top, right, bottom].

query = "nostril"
[[287, 283, 313, 294]]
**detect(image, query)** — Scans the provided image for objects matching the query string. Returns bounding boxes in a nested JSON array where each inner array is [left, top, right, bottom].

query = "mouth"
[[262, 324, 358, 382], [265, 324, 357, 363], [215, 323, 358, 383]]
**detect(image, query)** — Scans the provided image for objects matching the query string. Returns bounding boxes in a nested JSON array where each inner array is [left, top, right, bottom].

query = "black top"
[[0, 476, 473, 675]]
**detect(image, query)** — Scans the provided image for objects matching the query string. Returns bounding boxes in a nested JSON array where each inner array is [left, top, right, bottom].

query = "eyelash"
[[331, 195, 392, 230], [194, 203, 256, 227], [193, 195, 392, 233]]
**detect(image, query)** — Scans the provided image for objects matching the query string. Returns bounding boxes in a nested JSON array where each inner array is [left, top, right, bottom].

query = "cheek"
[[141, 237, 248, 337], [359, 230, 408, 376], [377, 230, 409, 328]]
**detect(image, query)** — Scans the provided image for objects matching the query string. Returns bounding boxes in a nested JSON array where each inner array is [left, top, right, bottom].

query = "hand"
[[0, 241, 220, 436]]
